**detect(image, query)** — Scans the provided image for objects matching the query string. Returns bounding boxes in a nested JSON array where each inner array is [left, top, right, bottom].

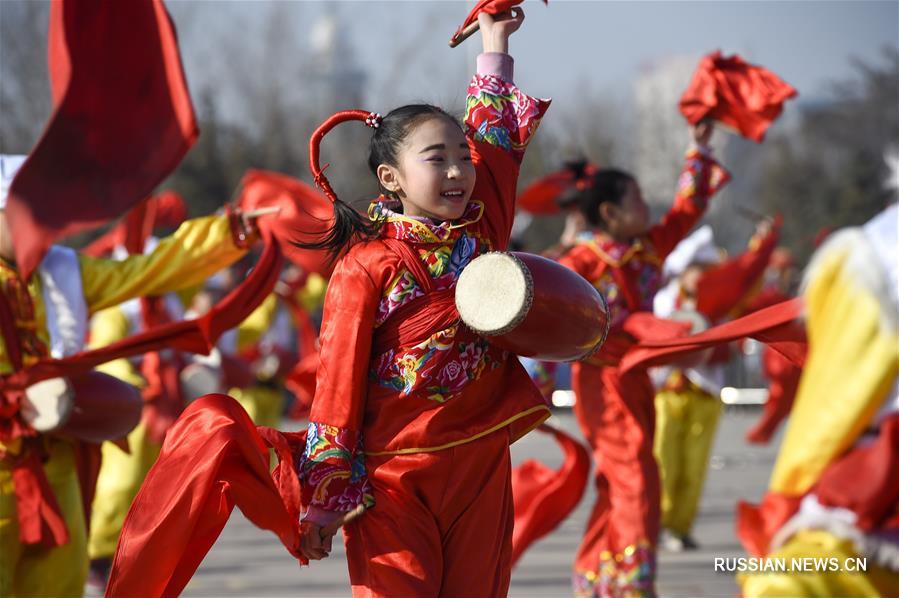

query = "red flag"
[[679, 51, 797, 142], [237, 170, 335, 276], [450, 0, 546, 47], [517, 162, 598, 215], [6, 0, 197, 278]]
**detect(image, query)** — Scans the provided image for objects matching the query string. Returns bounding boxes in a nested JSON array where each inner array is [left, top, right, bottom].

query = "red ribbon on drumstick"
[[449, 0, 548, 48]]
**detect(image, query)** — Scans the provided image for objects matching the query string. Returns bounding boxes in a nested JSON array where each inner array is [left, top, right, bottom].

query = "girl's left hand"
[[478, 7, 525, 54], [299, 521, 335, 561]]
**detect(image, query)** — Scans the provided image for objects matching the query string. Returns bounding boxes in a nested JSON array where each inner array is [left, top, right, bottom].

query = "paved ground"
[[183, 407, 781, 597]]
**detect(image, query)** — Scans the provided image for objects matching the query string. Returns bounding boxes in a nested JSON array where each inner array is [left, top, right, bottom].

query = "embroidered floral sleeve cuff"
[[464, 72, 551, 164], [676, 147, 732, 211], [298, 422, 375, 512]]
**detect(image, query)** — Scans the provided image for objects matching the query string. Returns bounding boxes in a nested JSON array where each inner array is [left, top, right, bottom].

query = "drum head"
[[456, 252, 533, 335], [22, 377, 74, 432]]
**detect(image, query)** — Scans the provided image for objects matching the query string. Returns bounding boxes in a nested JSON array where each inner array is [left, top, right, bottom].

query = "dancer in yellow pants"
[[230, 272, 327, 428], [654, 373, 722, 546], [0, 208, 250, 596], [652, 222, 776, 550]]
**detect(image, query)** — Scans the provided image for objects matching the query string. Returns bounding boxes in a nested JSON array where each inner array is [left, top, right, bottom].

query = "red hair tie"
[[309, 110, 382, 204]]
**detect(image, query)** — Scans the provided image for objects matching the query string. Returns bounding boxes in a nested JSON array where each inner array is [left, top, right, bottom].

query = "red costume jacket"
[[559, 147, 731, 361], [300, 68, 552, 513]]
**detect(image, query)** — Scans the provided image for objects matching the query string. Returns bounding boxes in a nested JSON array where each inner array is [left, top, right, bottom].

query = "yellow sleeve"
[[89, 306, 146, 388], [79, 214, 248, 314], [769, 241, 899, 495], [297, 273, 328, 313], [236, 293, 279, 352]]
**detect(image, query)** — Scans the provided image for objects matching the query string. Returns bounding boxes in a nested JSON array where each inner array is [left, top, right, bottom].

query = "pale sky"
[[170, 0, 898, 132]]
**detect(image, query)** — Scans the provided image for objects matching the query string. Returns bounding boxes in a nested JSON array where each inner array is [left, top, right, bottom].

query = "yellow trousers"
[[231, 385, 285, 429], [653, 385, 722, 536], [88, 422, 161, 560], [740, 530, 899, 597], [0, 439, 88, 597]]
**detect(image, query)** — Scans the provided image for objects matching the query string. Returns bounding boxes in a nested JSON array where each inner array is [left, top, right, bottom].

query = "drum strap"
[[584, 240, 643, 313], [0, 285, 24, 372], [373, 238, 459, 354], [612, 267, 643, 313], [381, 238, 434, 293]]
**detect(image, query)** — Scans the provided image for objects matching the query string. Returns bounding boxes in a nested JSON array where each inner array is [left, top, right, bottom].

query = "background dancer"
[[558, 121, 729, 596]]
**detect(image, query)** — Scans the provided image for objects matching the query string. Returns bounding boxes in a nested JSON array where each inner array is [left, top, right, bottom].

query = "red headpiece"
[[309, 110, 381, 204], [517, 162, 599, 215]]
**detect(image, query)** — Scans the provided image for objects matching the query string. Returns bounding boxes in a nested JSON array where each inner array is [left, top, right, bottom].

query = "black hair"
[[295, 104, 460, 260], [576, 168, 637, 229], [367, 104, 460, 198], [556, 158, 592, 209]]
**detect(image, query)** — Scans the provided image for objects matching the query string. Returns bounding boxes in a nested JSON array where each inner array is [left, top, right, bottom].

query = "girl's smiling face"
[[376, 116, 476, 221]]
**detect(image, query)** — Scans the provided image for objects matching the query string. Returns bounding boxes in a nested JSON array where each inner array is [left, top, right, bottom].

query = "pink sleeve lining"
[[477, 52, 514, 83]]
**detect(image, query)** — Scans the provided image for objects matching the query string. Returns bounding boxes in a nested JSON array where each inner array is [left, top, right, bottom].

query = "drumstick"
[[243, 206, 281, 219], [733, 205, 773, 224], [449, 21, 481, 48], [319, 504, 367, 539]]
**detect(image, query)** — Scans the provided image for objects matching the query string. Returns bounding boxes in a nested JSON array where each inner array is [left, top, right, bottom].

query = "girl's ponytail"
[[295, 110, 384, 258]]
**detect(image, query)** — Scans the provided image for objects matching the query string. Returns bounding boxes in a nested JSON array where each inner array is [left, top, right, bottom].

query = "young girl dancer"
[[297, 10, 551, 596], [557, 123, 730, 596]]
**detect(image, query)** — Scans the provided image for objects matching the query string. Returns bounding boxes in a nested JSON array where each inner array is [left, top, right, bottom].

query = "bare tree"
[[0, 1, 51, 154], [758, 47, 899, 264]]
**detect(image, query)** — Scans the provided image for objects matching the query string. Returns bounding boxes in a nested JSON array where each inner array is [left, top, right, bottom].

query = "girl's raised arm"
[[463, 9, 549, 165]]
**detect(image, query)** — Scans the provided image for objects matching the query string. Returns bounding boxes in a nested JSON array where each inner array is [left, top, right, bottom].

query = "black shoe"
[[680, 534, 700, 551], [85, 558, 112, 595]]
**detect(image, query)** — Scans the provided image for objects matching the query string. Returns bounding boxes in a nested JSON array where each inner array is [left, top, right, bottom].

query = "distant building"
[[305, 7, 367, 115]]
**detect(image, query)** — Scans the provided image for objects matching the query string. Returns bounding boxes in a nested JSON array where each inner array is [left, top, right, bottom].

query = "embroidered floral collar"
[[579, 230, 657, 267], [368, 197, 484, 244]]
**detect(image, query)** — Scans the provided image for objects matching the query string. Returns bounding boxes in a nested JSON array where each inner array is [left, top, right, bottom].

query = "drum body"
[[22, 371, 143, 443], [455, 252, 610, 361]]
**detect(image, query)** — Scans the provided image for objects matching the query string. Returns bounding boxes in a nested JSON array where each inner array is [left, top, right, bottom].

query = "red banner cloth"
[[6, 0, 197, 278], [237, 170, 335, 276], [695, 223, 779, 321], [511, 423, 590, 566], [106, 394, 307, 598], [620, 298, 807, 374], [679, 51, 797, 142]]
